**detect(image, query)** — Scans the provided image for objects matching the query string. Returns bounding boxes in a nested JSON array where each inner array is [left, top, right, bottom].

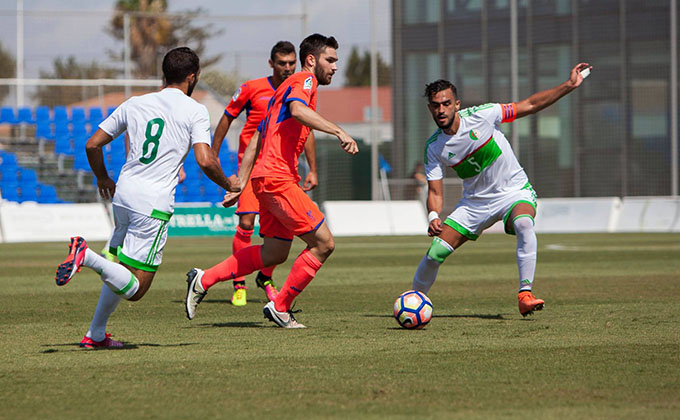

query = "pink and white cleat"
[[80, 333, 123, 349], [256, 272, 279, 301], [55, 236, 88, 286]]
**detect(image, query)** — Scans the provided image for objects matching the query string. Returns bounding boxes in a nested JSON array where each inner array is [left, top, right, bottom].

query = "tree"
[[344, 46, 391, 87], [33, 57, 117, 107], [0, 42, 16, 104], [108, 0, 221, 78], [199, 69, 244, 101]]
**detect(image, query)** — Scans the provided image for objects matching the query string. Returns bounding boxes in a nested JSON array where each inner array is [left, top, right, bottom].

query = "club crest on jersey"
[[469, 129, 481, 141], [303, 76, 313, 91], [232, 86, 242, 101]]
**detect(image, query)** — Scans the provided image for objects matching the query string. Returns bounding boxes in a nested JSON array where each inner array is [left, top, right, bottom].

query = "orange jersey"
[[225, 76, 276, 163], [251, 71, 317, 182]]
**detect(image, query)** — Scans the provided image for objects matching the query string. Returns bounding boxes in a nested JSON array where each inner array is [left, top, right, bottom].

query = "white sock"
[[83, 248, 139, 299], [412, 255, 442, 295], [86, 284, 121, 342], [514, 216, 537, 292]]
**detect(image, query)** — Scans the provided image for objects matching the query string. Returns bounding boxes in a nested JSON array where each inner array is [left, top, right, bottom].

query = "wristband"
[[428, 211, 440, 223]]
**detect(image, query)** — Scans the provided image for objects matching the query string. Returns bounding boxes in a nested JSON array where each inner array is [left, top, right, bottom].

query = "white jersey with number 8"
[[99, 87, 211, 217]]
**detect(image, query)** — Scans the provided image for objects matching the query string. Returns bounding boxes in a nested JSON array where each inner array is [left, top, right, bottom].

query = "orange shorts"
[[235, 179, 259, 215], [251, 177, 325, 241]]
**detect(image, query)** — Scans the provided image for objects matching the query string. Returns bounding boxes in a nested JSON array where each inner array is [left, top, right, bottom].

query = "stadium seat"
[[19, 185, 38, 202], [0, 152, 18, 169], [54, 121, 70, 138], [88, 107, 104, 125], [54, 135, 74, 155], [0, 168, 18, 183], [35, 106, 51, 124], [0, 183, 20, 202], [53, 106, 68, 123], [71, 107, 86, 123], [16, 107, 35, 124], [19, 168, 38, 184], [72, 121, 88, 137], [37, 185, 59, 203], [36, 122, 53, 140], [0, 107, 17, 125], [73, 151, 90, 172], [107, 106, 117, 116]]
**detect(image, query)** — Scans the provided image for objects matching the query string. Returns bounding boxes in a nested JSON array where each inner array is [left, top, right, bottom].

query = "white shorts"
[[109, 205, 170, 272], [444, 183, 537, 240]]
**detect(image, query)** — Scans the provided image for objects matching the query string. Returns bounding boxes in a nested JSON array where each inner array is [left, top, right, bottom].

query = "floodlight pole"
[[671, 0, 678, 197], [510, 0, 519, 155], [370, 0, 380, 200], [16, 0, 24, 107]]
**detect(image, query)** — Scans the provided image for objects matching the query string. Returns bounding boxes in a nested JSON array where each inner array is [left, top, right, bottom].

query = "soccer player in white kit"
[[54, 47, 239, 348], [413, 62, 592, 317]]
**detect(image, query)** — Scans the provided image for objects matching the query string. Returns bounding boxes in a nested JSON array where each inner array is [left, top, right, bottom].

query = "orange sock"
[[274, 249, 322, 312], [231, 227, 253, 283], [201, 245, 263, 291]]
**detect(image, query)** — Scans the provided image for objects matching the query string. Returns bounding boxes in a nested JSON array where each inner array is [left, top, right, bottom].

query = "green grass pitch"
[[1, 233, 679, 419]]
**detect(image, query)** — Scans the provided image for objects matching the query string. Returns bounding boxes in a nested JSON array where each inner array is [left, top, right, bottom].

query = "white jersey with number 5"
[[424, 103, 528, 200], [99, 87, 211, 216]]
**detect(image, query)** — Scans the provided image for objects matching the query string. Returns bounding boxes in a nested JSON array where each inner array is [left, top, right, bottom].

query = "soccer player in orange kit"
[[185, 34, 358, 328]]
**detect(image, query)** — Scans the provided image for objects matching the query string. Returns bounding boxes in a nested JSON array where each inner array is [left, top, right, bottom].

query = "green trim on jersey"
[[423, 128, 442, 166], [444, 218, 479, 241], [451, 137, 502, 179], [108, 246, 118, 256], [145, 221, 168, 265], [458, 103, 495, 119], [150, 209, 173, 221]]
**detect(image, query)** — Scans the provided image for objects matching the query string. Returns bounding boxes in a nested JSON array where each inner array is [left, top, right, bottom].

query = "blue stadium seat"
[[36, 122, 53, 140], [72, 121, 88, 137], [53, 106, 68, 123], [0, 107, 17, 125], [19, 185, 38, 202], [54, 135, 73, 155], [71, 107, 86, 124], [107, 106, 117, 116], [0, 152, 18, 169], [88, 107, 104, 125], [19, 168, 38, 184], [16, 107, 35, 124], [1, 168, 18, 183], [0, 182, 20, 202], [37, 185, 59, 203], [73, 151, 90, 172], [54, 121, 70, 138], [35, 106, 51, 124]]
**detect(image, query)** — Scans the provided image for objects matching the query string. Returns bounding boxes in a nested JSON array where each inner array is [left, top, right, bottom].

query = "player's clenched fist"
[[338, 131, 359, 155]]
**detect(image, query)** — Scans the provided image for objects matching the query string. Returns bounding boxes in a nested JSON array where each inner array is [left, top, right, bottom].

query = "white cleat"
[[263, 301, 306, 329], [185, 268, 206, 320]]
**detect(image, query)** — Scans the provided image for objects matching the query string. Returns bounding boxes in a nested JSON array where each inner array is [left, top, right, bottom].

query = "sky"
[[0, 0, 392, 86]]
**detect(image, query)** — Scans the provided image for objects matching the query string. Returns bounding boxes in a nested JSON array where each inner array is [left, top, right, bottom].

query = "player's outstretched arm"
[[289, 101, 359, 155], [515, 62, 592, 119], [86, 128, 116, 200], [222, 131, 261, 207], [211, 113, 235, 156], [302, 131, 318, 191], [194, 143, 240, 192], [426, 179, 444, 237]]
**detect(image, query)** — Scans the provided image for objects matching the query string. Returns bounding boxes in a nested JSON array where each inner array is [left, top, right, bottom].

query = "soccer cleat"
[[185, 268, 207, 320], [518, 291, 545, 317], [80, 333, 123, 349], [255, 272, 279, 301], [55, 236, 88, 286], [263, 301, 306, 329], [231, 282, 248, 307]]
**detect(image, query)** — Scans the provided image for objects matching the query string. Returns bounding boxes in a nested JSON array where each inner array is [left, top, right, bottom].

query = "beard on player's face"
[[187, 77, 198, 97], [315, 64, 333, 86]]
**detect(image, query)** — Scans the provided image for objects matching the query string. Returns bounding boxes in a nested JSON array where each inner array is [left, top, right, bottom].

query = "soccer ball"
[[393, 290, 433, 329]]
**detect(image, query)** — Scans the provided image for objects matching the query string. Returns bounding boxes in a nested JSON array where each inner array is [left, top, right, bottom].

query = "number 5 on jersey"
[[140, 118, 165, 164]]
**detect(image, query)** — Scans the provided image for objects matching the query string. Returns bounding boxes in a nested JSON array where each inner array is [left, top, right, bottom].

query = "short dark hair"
[[424, 79, 458, 101], [270, 41, 296, 61], [162, 47, 199, 85], [299, 33, 339, 66]]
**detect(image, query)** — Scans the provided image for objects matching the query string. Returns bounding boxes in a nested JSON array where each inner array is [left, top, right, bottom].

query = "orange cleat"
[[518, 291, 545, 317]]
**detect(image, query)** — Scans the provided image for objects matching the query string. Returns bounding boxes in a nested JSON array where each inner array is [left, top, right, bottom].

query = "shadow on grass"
[[193, 321, 266, 329], [363, 313, 508, 320], [39, 342, 198, 353], [171, 299, 268, 305]]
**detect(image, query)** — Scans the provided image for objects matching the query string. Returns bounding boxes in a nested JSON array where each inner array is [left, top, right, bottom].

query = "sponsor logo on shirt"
[[448, 152, 456, 160], [232, 87, 242, 101], [303, 76, 313, 91]]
